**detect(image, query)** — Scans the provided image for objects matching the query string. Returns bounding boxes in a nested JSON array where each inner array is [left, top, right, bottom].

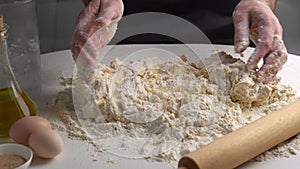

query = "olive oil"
[[0, 15, 38, 138], [0, 88, 37, 138]]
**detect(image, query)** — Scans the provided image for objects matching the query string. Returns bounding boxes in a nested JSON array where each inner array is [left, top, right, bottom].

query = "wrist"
[[256, 0, 277, 10], [83, 0, 92, 6]]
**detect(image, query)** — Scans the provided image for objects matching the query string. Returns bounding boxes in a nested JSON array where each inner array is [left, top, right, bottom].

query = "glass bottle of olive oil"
[[0, 15, 37, 138]]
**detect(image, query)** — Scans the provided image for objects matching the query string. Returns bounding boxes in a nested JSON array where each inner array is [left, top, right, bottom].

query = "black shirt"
[[117, 0, 241, 45]]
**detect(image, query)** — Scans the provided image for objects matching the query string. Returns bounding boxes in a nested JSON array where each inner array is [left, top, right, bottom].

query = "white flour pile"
[[52, 51, 299, 162]]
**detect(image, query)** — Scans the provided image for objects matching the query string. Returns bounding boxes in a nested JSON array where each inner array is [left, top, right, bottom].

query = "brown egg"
[[9, 116, 52, 145], [28, 129, 63, 159]]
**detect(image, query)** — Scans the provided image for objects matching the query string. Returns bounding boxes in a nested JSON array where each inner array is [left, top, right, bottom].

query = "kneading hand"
[[71, 0, 123, 66], [233, 0, 287, 83]]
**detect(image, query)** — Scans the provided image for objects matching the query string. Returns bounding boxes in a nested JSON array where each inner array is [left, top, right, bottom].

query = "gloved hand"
[[233, 0, 287, 83], [71, 0, 123, 66]]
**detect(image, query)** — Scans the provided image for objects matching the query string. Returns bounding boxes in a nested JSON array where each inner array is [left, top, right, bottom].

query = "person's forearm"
[[267, 0, 277, 10], [82, 0, 92, 6], [257, 0, 278, 10]]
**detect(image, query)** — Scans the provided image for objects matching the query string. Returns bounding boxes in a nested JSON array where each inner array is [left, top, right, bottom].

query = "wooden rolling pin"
[[178, 99, 300, 169]]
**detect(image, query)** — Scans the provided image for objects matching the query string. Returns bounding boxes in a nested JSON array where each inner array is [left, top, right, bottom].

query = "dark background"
[[35, 0, 300, 55]]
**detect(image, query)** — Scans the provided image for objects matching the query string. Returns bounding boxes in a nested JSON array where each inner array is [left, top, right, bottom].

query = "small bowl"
[[0, 143, 33, 169]]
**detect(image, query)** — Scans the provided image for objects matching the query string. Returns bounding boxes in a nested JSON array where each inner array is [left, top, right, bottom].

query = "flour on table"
[[52, 51, 299, 162]]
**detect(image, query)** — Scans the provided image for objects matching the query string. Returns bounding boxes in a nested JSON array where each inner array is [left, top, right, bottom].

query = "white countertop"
[[30, 44, 300, 169]]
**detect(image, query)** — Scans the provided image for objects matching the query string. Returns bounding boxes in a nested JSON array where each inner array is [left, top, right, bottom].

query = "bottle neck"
[[0, 23, 7, 43], [0, 25, 10, 72], [0, 24, 22, 92]]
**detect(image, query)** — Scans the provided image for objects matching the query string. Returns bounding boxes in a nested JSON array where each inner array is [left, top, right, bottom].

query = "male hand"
[[71, 0, 123, 66], [233, 0, 287, 83]]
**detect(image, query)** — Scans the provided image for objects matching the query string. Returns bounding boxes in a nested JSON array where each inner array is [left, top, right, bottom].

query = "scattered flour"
[[52, 51, 299, 162]]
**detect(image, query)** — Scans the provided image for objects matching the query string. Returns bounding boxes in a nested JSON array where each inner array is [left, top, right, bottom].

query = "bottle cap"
[[0, 14, 3, 29]]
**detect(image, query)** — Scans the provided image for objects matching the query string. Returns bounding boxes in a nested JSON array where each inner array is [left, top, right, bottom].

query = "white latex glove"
[[71, 0, 123, 66], [233, 0, 287, 83]]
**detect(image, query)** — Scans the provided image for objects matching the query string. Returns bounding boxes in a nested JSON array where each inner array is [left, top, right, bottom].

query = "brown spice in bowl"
[[0, 154, 26, 169]]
